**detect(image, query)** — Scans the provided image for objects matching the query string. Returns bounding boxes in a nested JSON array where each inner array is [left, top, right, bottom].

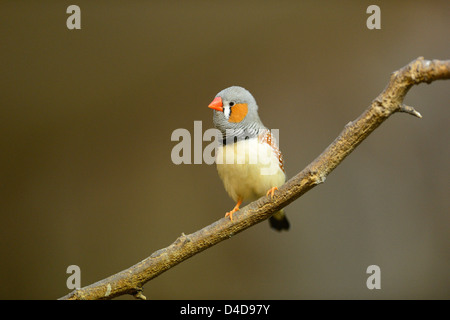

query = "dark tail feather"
[[269, 210, 290, 231]]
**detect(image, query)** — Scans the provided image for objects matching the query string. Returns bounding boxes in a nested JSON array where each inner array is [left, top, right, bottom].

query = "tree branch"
[[59, 57, 450, 300]]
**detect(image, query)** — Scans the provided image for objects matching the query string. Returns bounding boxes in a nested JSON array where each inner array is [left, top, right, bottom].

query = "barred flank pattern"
[[259, 130, 285, 173]]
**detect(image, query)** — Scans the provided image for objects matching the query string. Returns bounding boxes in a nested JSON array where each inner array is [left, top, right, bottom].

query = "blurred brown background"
[[0, 1, 448, 299]]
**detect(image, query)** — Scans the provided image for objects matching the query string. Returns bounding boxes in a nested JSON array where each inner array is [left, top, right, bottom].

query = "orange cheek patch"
[[228, 103, 248, 123]]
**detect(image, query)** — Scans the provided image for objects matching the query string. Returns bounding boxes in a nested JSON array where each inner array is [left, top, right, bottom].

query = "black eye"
[[229, 102, 235, 107]]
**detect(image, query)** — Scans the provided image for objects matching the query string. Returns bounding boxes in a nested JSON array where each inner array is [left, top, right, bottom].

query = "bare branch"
[[399, 104, 422, 118], [59, 57, 450, 300]]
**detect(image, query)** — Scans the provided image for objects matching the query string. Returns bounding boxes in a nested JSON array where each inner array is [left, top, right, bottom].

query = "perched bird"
[[208, 86, 289, 231]]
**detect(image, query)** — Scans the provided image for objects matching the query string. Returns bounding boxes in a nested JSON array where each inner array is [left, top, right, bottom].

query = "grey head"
[[208, 86, 266, 144]]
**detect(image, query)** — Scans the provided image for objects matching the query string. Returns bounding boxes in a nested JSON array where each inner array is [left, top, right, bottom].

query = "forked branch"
[[59, 57, 450, 300]]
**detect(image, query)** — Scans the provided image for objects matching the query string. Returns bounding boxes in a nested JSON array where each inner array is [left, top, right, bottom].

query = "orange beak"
[[208, 96, 223, 112]]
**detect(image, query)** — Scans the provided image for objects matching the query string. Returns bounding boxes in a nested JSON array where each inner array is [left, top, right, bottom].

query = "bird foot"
[[225, 199, 242, 221], [266, 187, 278, 198]]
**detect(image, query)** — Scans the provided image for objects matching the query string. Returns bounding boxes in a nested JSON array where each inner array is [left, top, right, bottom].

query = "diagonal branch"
[[59, 57, 450, 300]]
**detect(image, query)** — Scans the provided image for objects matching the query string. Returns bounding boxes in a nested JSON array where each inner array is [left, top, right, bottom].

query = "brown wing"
[[258, 129, 285, 173]]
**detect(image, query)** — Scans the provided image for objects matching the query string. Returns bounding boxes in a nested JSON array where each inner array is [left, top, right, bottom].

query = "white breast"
[[216, 138, 285, 202]]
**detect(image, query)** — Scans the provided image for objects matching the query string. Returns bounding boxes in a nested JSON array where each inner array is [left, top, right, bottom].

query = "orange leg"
[[225, 198, 243, 221], [266, 187, 278, 198]]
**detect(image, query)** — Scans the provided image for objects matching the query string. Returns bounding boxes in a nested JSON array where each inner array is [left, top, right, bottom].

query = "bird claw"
[[225, 199, 242, 221], [225, 209, 237, 221], [266, 187, 278, 198]]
